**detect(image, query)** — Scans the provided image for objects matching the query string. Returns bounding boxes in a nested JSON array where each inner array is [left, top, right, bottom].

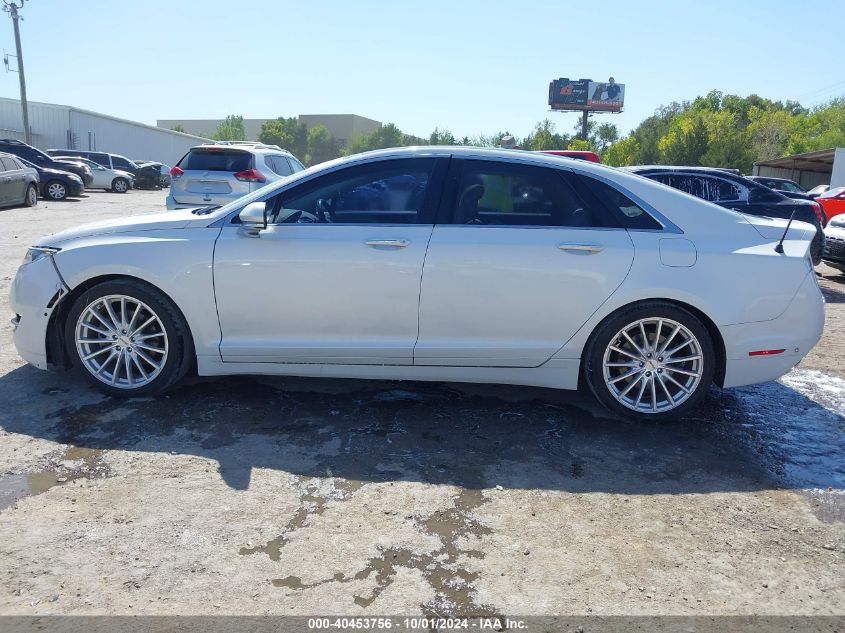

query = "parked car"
[[10, 147, 823, 421], [0, 139, 92, 186], [822, 213, 845, 273], [538, 150, 601, 163], [816, 187, 845, 224], [808, 184, 830, 198], [167, 142, 305, 209], [0, 151, 38, 208], [17, 157, 84, 201], [53, 156, 134, 193], [131, 162, 165, 190], [45, 149, 139, 178], [134, 160, 171, 187], [747, 176, 814, 201], [628, 166, 825, 264]]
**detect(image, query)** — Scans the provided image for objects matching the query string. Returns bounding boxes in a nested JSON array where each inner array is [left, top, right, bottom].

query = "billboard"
[[548, 77, 625, 112]]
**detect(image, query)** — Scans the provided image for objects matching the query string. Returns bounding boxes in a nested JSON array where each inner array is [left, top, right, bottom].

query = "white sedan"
[[9, 148, 824, 421], [52, 156, 134, 193]]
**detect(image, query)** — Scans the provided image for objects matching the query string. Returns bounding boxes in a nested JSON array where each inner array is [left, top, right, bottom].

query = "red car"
[[818, 187, 845, 223], [537, 150, 601, 163]]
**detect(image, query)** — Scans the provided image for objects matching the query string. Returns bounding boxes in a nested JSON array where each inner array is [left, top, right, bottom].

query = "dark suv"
[[45, 149, 138, 175], [0, 139, 92, 186], [628, 166, 825, 265]]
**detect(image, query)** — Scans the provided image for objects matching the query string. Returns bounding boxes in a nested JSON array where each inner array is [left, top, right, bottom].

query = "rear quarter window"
[[179, 150, 252, 172]]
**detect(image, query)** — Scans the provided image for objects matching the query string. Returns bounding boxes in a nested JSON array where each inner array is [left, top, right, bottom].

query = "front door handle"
[[365, 239, 410, 248], [558, 243, 604, 254]]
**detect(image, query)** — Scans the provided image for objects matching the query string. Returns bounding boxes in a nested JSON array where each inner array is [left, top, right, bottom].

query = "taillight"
[[234, 169, 266, 183], [170, 166, 184, 178], [810, 201, 824, 225]]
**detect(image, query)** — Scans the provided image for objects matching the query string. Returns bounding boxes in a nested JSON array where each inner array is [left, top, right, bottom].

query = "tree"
[[345, 123, 416, 154], [170, 124, 186, 133], [658, 113, 709, 165], [603, 136, 640, 167], [568, 138, 592, 151], [306, 124, 339, 166], [258, 117, 308, 158], [213, 115, 246, 142], [523, 119, 569, 150], [594, 123, 619, 153], [429, 128, 456, 145]]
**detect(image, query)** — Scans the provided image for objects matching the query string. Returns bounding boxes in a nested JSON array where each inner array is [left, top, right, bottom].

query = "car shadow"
[[0, 364, 843, 498]]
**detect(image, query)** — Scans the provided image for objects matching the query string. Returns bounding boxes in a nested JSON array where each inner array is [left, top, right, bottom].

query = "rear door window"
[[179, 149, 252, 172], [451, 160, 615, 228], [0, 157, 15, 171], [267, 155, 293, 177]]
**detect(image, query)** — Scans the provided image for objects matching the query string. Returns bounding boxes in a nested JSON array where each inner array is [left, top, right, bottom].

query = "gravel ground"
[[0, 190, 842, 617]]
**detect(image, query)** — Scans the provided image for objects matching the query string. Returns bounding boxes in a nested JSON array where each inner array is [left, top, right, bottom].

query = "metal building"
[[752, 148, 845, 190], [0, 97, 212, 166]]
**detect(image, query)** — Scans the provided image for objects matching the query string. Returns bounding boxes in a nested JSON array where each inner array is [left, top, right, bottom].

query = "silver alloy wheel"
[[47, 182, 67, 200], [27, 185, 37, 205], [602, 317, 704, 414], [113, 179, 128, 193], [75, 294, 169, 389]]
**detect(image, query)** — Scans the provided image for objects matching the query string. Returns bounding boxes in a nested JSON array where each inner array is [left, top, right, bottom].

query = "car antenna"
[[774, 208, 798, 254]]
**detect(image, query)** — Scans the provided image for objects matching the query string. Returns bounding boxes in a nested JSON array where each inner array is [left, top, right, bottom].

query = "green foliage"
[[522, 119, 570, 150], [429, 128, 457, 145], [213, 115, 246, 142], [345, 123, 419, 154], [567, 139, 592, 151], [610, 94, 845, 172], [258, 117, 308, 158], [305, 125, 339, 166], [170, 124, 186, 133]]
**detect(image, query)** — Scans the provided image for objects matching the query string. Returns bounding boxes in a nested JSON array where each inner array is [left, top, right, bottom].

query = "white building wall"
[[0, 98, 211, 166]]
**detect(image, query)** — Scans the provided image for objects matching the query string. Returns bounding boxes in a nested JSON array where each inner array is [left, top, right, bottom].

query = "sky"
[[1, 0, 844, 141]]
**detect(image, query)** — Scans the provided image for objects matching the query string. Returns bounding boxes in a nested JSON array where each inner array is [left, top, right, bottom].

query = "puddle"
[[0, 446, 109, 511]]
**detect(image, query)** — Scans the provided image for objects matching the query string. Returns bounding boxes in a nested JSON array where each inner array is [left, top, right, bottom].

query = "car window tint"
[[273, 158, 436, 225], [267, 155, 292, 177], [10, 157, 24, 169], [91, 153, 110, 167], [180, 150, 252, 172], [0, 157, 14, 171], [454, 161, 605, 227], [670, 174, 740, 202], [289, 157, 305, 173], [580, 176, 663, 230], [112, 156, 136, 170]]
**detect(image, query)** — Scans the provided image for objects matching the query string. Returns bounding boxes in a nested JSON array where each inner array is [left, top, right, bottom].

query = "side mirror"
[[238, 201, 268, 236]]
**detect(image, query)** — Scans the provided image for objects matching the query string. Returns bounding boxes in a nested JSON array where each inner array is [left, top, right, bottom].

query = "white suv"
[[166, 142, 304, 209]]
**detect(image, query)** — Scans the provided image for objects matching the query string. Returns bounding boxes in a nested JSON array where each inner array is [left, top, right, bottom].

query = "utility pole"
[[580, 111, 589, 141], [3, 1, 29, 144]]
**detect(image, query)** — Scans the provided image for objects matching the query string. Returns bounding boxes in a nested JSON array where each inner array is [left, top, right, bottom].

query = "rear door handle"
[[558, 243, 604, 254], [365, 239, 410, 248]]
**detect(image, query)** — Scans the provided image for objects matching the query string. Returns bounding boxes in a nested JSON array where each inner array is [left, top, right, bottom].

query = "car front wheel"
[[111, 178, 129, 193], [46, 180, 68, 201], [64, 280, 192, 396], [583, 303, 715, 421]]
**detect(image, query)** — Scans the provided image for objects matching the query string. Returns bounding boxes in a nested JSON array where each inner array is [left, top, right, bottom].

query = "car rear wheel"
[[46, 180, 68, 201], [583, 302, 715, 422], [23, 183, 37, 207], [111, 178, 129, 193], [64, 280, 193, 397]]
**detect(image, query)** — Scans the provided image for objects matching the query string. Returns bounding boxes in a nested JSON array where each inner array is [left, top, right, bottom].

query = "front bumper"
[[9, 255, 67, 370], [721, 269, 824, 388]]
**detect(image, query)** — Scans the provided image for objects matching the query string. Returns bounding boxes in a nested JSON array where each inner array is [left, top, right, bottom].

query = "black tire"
[[582, 302, 716, 422], [23, 183, 37, 207], [45, 180, 68, 201], [111, 177, 129, 193], [64, 279, 193, 397]]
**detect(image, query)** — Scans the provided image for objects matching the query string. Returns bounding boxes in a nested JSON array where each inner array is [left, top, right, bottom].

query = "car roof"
[[191, 143, 295, 156]]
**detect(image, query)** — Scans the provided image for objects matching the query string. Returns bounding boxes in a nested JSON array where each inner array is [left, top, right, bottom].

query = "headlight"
[[23, 246, 60, 265]]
